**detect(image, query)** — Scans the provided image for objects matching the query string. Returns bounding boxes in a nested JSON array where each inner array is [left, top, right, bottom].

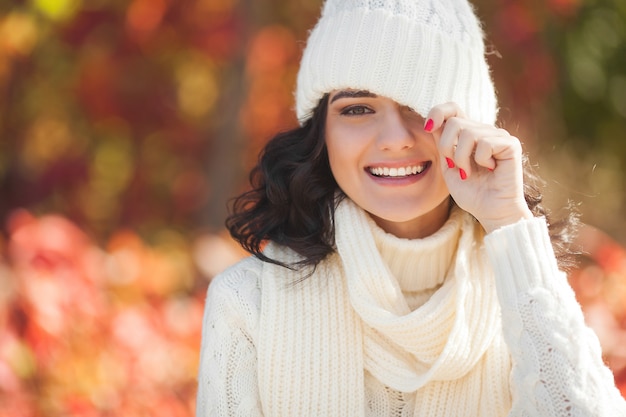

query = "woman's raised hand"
[[425, 102, 534, 233]]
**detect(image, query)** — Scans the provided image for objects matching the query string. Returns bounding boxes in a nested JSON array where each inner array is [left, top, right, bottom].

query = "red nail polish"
[[424, 119, 434, 132], [459, 169, 467, 180], [446, 157, 455, 168]]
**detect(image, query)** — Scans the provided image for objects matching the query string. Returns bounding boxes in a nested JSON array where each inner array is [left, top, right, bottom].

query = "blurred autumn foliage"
[[0, 0, 625, 415]]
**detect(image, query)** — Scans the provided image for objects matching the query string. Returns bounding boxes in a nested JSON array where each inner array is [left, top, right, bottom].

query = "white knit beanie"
[[295, 0, 498, 125]]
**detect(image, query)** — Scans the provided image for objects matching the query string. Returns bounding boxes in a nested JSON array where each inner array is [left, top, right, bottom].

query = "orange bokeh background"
[[1, 0, 625, 415]]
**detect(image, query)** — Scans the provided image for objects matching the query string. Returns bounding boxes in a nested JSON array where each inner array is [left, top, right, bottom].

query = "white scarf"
[[258, 198, 512, 416]]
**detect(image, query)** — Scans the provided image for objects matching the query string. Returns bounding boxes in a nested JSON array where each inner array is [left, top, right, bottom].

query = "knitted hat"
[[295, 0, 498, 125]]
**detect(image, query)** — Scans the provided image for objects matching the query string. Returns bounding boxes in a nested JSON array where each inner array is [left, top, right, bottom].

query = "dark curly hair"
[[226, 94, 580, 272]]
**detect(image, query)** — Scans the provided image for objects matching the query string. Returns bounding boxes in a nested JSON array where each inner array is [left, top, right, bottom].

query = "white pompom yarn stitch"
[[295, 0, 498, 125]]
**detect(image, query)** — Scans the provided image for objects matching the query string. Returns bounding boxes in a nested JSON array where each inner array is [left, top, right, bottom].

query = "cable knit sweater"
[[196, 200, 626, 416]]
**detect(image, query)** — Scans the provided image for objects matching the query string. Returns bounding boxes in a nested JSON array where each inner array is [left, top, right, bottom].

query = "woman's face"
[[325, 89, 451, 239]]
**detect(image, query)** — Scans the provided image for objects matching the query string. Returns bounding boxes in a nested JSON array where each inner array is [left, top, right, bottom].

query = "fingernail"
[[459, 169, 467, 180], [446, 157, 455, 168], [424, 119, 434, 132], [488, 167, 494, 172]]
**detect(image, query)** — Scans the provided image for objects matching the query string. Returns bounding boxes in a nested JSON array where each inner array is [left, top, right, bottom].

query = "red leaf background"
[[0, 0, 625, 414]]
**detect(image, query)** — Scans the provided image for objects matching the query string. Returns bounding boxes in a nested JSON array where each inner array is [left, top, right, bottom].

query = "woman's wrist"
[[481, 208, 535, 234]]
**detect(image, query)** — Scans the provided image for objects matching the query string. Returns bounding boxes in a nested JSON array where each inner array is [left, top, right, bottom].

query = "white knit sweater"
[[196, 200, 626, 416]]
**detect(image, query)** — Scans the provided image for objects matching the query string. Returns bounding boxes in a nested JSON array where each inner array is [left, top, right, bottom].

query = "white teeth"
[[369, 164, 427, 177]]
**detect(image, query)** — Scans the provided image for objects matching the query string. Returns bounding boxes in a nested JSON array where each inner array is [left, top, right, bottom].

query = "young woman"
[[196, 0, 626, 415]]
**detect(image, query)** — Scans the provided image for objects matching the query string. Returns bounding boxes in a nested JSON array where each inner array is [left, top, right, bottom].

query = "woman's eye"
[[341, 105, 373, 116]]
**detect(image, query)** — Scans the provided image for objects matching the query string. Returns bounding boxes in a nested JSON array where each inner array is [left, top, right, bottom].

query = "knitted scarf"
[[258, 198, 512, 416]]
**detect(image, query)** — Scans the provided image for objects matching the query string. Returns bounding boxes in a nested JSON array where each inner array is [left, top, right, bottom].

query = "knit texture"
[[485, 220, 626, 416], [257, 200, 511, 415], [195, 201, 626, 416], [295, 0, 497, 124]]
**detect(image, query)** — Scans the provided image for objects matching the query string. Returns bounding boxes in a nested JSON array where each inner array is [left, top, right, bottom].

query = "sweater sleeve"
[[196, 257, 264, 417], [484, 217, 626, 417]]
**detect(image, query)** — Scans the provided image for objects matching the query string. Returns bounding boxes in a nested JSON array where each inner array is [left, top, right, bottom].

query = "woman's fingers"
[[453, 130, 517, 176], [442, 124, 506, 178], [425, 102, 517, 179], [473, 137, 499, 171], [425, 102, 531, 230], [453, 127, 484, 177], [424, 102, 466, 133], [474, 135, 522, 168]]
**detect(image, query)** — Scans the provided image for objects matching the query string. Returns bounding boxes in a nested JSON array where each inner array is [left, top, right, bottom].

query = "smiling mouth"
[[368, 162, 430, 178]]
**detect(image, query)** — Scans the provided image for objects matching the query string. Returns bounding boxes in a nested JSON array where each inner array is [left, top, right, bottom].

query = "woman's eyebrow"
[[330, 90, 378, 103]]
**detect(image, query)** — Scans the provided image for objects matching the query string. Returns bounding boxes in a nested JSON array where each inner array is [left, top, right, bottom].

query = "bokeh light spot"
[[176, 56, 218, 120], [32, 0, 81, 22], [126, 0, 167, 42], [246, 25, 297, 75], [569, 56, 606, 101], [0, 12, 39, 56], [21, 117, 74, 173]]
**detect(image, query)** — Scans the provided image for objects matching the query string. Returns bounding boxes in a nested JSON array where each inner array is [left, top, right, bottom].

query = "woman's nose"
[[376, 107, 417, 151]]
